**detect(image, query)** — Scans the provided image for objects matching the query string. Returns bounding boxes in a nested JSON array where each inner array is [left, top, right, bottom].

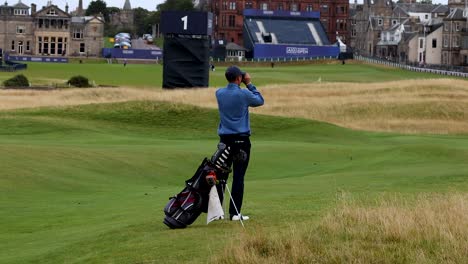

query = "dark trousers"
[[216, 135, 251, 216]]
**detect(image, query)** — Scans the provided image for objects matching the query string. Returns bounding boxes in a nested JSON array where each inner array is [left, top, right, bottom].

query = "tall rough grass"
[[1, 78, 468, 133], [212, 193, 468, 264]]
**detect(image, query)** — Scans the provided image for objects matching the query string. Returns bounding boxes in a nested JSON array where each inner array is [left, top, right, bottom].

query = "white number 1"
[[181, 16, 188, 30]]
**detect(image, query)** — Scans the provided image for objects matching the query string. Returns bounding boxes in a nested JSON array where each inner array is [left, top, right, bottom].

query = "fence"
[[355, 55, 468, 78], [211, 55, 338, 63]]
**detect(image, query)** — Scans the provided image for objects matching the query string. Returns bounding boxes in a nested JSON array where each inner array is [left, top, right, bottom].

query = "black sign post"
[[161, 11, 213, 89]]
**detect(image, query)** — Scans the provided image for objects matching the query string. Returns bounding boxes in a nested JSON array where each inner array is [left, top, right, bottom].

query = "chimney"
[[31, 3, 36, 14], [65, 3, 68, 13]]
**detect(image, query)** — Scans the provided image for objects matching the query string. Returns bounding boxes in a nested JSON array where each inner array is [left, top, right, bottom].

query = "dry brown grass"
[[1, 78, 468, 134], [212, 193, 468, 264]]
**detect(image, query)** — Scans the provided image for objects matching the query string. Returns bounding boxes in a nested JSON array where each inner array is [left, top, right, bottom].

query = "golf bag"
[[163, 143, 231, 229]]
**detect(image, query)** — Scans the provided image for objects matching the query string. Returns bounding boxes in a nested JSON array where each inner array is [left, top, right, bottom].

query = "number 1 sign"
[[161, 11, 213, 36]]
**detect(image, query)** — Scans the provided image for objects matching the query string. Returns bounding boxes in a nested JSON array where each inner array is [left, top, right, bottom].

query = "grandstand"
[[243, 9, 339, 59]]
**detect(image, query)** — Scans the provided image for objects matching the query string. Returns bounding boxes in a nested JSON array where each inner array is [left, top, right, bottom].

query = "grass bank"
[[1, 101, 468, 263], [214, 193, 468, 264], [2, 78, 468, 134]]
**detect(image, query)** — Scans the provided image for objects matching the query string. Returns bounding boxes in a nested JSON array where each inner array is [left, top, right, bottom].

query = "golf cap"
[[225, 66, 245, 81]]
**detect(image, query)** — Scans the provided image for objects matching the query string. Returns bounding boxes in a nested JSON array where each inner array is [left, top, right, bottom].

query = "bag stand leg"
[[225, 184, 245, 229]]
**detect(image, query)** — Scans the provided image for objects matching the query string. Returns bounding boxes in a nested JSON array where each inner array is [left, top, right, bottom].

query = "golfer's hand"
[[242, 73, 252, 86]]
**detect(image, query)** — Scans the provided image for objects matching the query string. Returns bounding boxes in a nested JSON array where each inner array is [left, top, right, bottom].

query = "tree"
[[420, 0, 432, 4], [133, 7, 150, 36], [157, 0, 194, 12], [86, 0, 107, 17]]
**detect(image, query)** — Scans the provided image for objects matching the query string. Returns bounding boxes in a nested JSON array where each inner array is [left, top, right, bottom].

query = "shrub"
[[3, 74, 29, 87], [68, 75, 91, 88]]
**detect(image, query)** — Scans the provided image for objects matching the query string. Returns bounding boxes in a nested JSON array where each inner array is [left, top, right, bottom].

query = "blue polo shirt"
[[216, 83, 264, 136]]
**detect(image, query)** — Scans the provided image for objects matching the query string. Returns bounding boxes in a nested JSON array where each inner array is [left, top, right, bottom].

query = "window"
[[425, 14, 428, 19], [454, 36, 460, 47], [321, 5, 328, 14], [73, 28, 83, 39], [51, 37, 56, 55], [277, 3, 283, 11], [455, 23, 460, 31], [444, 23, 449, 31], [442, 51, 448, 64], [306, 5, 313, 12], [392, 19, 398, 25], [336, 6, 345, 14], [16, 25, 25, 34], [228, 15, 235, 27], [290, 4, 298, 12], [378, 18, 383, 26], [432, 38, 437, 48], [14, 9, 27, 15], [352, 29, 356, 37], [46, 8, 57, 16], [11, 40, 15, 51], [245, 2, 253, 9], [260, 3, 268, 10], [419, 39, 424, 49], [443, 35, 448, 47], [26, 41, 30, 51], [222, 15, 226, 27], [229, 2, 236, 10], [80, 43, 85, 53], [57, 37, 63, 55], [222, 1, 227, 10], [38, 37, 42, 54], [43, 37, 49, 54]]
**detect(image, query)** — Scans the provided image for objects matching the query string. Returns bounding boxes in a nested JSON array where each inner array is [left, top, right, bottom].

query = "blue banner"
[[102, 48, 163, 59], [253, 44, 339, 59], [6, 55, 68, 63], [243, 9, 320, 19]]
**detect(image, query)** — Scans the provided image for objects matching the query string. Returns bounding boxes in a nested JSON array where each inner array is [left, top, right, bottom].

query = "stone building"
[[210, 0, 349, 46], [109, 0, 135, 33], [441, 0, 468, 67], [0, 1, 104, 57]]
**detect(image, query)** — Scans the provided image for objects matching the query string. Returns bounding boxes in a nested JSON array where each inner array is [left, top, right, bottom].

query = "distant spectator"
[[123, 58, 127, 67]]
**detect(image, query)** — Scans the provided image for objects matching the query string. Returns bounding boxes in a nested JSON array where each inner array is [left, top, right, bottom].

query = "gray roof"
[[446, 8, 465, 20], [427, 17, 444, 26], [72, 16, 104, 23], [393, 6, 409, 17], [402, 32, 417, 42], [397, 3, 436, 13], [123, 0, 131, 10], [226, 42, 247, 51], [13, 1, 29, 9], [431, 5, 449, 14]]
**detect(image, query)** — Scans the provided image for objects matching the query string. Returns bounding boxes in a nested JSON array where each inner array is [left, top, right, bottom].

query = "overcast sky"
[[19, 1, 164, 11], [19, 0, 449, 13]]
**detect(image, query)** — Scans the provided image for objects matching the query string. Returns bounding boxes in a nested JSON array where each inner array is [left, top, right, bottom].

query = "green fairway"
[[1, 101, 468, 263], [0, 61, 450, 88]]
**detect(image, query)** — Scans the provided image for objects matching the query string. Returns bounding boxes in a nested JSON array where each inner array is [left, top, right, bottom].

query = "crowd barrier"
[[355, 55, 468, 78], [211, 55, 338, 63]]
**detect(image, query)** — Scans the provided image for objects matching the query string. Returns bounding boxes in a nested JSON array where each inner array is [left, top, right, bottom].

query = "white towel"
[[207, 186, 224, 224]]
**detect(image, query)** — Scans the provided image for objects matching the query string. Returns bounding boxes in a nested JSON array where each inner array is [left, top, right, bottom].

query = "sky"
[[18, 0, 449, 13], [19, 1, 165, 12]]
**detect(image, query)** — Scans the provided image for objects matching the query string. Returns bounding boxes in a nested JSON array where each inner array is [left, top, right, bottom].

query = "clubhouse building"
[[0, 1, 104, 57]]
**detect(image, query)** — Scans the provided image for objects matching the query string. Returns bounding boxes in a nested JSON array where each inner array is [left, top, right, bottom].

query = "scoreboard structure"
[[160, 11, 213, 89]]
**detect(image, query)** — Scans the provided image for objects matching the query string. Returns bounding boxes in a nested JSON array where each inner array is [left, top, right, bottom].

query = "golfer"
[[216, 66, 264, 221]]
